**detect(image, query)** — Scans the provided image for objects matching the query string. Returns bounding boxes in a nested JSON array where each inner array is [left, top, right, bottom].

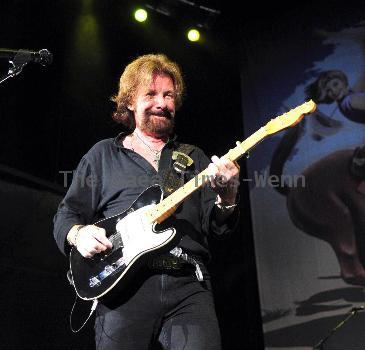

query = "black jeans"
[[94, 267, 221, 350]]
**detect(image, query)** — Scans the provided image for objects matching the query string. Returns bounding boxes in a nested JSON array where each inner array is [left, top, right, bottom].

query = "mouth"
[[149, 111, 173, 119], [332, 92, 344, 101]]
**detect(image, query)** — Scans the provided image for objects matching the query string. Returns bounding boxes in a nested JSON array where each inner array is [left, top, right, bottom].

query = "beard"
[[139, 110, 175, 137]]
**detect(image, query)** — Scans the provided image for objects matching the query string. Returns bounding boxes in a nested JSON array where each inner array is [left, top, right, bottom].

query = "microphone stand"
[[0, 50, 32, 85], [313, 306, 364, 349]]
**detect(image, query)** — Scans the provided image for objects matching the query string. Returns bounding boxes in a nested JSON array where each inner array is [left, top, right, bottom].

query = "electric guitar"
[[69, 100, 317, 300]]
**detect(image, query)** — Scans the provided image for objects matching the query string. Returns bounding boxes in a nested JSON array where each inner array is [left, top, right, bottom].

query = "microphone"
[[0, 48, 53, 66]]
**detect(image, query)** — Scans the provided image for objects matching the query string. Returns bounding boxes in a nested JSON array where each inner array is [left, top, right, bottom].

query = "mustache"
[[147, 109, 173, 119]]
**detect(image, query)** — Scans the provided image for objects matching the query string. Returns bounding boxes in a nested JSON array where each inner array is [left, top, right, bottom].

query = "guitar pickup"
[[89, 276, 101, 288]]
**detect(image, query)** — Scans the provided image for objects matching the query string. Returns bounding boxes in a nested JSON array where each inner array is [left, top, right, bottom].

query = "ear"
[[127, 105, 134, 111]]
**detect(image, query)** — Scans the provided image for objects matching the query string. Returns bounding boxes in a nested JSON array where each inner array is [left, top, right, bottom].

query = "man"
[[53, 53, 240, 349]]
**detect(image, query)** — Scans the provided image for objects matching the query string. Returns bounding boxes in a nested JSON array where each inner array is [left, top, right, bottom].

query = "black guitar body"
[[69, 185, 176, 300]]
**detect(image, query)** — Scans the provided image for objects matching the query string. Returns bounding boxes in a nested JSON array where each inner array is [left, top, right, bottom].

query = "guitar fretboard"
[[145, 126, 267, 223], [145, 99, 316, 224]]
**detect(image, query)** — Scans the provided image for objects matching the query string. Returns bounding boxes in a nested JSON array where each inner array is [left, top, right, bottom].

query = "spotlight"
[[187, 28, 200, 42], [134, 8, 148, 22]]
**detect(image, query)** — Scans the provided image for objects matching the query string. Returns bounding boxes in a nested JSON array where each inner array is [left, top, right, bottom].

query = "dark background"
[[0, 0, 335, 348]]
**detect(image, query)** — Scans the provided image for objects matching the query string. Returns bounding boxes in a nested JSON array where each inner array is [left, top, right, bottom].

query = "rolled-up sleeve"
[[53, 156, 100, 255]]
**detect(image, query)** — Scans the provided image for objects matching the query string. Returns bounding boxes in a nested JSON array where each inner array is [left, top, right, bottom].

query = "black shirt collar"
[[113, 131, 178, 149]]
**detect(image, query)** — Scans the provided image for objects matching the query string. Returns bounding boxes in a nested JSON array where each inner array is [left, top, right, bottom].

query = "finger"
[[210, 160, 231, 188], [225, 160, 238, 172], [220, 159, 240, 179], [219, 158, 239, 174], [211, 156, 228, 180], [86, 236, 109, 253], [227, 160, 240, 174], [211, 155, 223, 171], [92, 228, 113, 249], [213, 156, 235, 177], [84, 225, 112, 250], [207, 163, 219, 188], [89, 244, 104, 254], [219, 157, 232, 168], [219, 159, 234, 178], [213, 157, 231, 182], [211, 155, 220, 163], [78, 246, 93, 258], [207, 162, 219, 177]]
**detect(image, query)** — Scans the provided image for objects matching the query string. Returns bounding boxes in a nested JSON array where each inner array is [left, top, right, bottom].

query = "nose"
[[154, 94, 167, 109], [327, 87, 337, 99]]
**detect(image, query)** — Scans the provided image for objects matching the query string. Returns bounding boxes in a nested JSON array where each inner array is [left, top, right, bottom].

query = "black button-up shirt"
[[53, 134, 238, 262]]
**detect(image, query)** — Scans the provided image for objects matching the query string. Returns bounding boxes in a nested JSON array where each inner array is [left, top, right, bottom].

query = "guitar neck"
[[145, 99, 316, 224], [146, 126, 267, 223]]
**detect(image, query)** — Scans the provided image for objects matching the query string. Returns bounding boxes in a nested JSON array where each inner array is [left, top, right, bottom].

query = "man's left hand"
[[207, 155, 240, 205]]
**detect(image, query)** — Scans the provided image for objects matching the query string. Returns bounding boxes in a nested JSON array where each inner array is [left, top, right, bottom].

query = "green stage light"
[[134, 8, 148, 22], [187, 28, 200, 42]]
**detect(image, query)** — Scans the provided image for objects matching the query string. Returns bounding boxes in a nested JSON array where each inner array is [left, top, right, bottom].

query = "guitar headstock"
[[264, 99, 316, 136]]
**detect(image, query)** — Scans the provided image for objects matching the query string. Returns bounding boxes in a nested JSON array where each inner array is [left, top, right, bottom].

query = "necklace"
[[133, 131, 164, 165]]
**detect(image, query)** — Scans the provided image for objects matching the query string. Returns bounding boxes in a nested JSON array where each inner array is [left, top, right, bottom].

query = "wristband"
[[67, 225, 85, 246]]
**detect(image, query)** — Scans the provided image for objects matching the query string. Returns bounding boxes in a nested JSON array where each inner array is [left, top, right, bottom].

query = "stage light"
[[187, 28, 200, 42], [134, 8, 148, 22]]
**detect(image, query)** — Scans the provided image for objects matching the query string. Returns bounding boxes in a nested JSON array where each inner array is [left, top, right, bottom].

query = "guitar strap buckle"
[[169, 247, 204, 281], [160, 143, 195, 197], [172, 151, 194, 173]]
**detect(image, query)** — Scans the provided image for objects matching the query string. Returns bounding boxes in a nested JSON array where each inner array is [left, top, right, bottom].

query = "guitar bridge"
[[89, 256, 126, 288]]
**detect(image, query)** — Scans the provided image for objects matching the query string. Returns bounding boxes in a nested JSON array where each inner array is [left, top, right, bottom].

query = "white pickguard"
[[115, 204, 175, 266]]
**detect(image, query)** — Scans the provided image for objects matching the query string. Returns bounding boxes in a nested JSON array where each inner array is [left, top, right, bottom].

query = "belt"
[[147, 250, 204, 282], [147, 255, 193, 270]]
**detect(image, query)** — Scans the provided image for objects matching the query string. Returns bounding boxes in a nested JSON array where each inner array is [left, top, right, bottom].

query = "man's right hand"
[[75, 225, 113, 258]]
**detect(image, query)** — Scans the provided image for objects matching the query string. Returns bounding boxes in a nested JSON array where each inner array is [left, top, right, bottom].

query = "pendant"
[[154, 152, 160, 165]]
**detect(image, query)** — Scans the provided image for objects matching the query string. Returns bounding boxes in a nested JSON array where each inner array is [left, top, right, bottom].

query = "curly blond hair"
[[111, 54, 185, 131]]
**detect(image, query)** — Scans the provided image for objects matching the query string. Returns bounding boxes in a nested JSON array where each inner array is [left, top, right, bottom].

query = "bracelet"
[[214, 199, 238, 212], [67, 225, 85, 246]]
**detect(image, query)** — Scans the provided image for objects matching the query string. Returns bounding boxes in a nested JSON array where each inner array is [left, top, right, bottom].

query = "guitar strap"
[[159, 143, 205, 281], [160, 143, 195, 197]]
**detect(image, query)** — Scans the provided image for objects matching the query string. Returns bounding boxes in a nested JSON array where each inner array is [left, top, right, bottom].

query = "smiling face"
[[325, 77, 350, 101], [129, 73, 176, 137]]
